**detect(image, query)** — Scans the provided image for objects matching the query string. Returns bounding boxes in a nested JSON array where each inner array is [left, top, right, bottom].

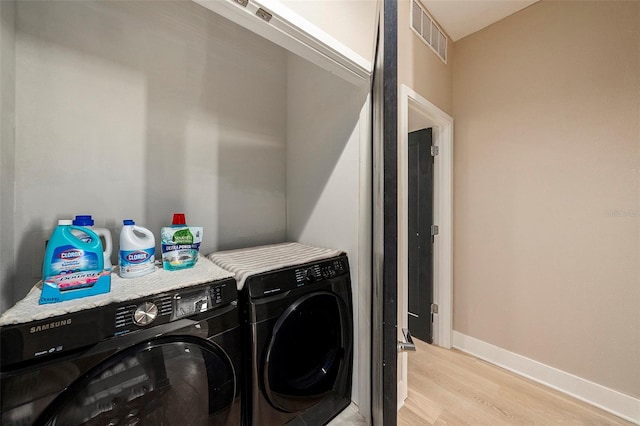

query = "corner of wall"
[[0, 0, 16, 314]]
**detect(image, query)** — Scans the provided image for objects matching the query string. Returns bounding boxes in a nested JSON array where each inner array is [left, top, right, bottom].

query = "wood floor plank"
[[403, 388, 442, 424], [398, 338, 635, 425]]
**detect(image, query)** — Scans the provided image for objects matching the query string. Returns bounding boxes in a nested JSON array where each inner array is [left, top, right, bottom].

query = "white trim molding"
[[399, 84, 453, 351], [193, 0, 371, 86], [398, 85, 453, 408], [453, 331, 640, 425], [356, 94, 373, 424]]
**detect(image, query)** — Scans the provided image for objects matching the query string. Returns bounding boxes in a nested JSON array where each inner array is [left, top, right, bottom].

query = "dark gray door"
[[371, 0, 398, 425], [408, 129, 433, 343]]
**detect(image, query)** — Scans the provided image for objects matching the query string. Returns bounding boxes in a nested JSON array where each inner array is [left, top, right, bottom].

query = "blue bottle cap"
[[73, 215, 94, 226], [123, 219, 135, 226]]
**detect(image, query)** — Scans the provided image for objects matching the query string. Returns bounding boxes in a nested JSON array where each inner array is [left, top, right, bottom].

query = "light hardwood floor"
[[398, 338, 635, 425]]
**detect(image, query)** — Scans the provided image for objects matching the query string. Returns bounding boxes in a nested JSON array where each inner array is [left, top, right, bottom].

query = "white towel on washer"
[[207, 242, 342, 291], [0, 256, 234, 326]]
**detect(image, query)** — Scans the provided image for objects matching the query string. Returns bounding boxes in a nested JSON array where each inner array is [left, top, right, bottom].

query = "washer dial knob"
[[133, 302, 158, 326]]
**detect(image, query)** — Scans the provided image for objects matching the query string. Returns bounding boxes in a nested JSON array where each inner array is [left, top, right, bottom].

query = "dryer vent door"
[[37, 336, 236, 426], [264, 291, 351, 413]]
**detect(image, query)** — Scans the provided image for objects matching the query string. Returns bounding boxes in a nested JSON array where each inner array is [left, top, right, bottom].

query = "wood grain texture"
[[398, 338, 635, 425]]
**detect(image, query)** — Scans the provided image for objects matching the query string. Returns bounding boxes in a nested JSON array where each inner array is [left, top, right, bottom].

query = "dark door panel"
[[371, 0, 398, 424], [408, 128, 434, 343]]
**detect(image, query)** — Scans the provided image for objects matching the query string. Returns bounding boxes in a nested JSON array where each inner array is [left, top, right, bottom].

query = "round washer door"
[[263, 291, 350, 413], [37, 336, 236, 426]]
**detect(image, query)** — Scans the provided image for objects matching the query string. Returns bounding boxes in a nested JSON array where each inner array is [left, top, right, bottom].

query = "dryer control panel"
[[247, 255, 349, 298]]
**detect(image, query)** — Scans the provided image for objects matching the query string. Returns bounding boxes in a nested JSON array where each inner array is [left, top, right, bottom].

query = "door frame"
[[397, 84, 453, 406]]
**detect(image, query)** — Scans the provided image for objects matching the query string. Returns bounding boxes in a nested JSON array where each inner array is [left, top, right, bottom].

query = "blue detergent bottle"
[[42, 219, 104, 278]]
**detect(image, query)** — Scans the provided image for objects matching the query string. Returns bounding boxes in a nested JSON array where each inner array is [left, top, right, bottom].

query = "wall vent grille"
[[411, 0, 447, 63]]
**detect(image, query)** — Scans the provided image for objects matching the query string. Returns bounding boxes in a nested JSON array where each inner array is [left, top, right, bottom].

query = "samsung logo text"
[[30, 319, 72, 333]]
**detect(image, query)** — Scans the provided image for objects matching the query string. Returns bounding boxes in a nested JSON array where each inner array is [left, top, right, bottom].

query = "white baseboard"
[[452, 331, 640, 425]]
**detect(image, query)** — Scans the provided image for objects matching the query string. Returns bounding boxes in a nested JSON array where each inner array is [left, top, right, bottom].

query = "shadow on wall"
[[285, 53, 367, 246], [8, 1, 289, 309], [9, 224, 48, 310], [139, 2, 289, 253]]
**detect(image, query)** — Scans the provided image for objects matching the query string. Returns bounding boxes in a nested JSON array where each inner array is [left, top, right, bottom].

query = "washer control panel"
[[133, 301, 159, 326], [115, 295, 172, 331], [113, 278, 236, 336]]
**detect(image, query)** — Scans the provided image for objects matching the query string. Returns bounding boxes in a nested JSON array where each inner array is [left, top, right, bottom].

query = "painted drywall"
[[453, 1, 640, 398], [398, 0, 453, 116], [0, 0, 16, 314], [278, 0, 378, 65], [10, 1, 287, 307], [286, 53, 370, 417]]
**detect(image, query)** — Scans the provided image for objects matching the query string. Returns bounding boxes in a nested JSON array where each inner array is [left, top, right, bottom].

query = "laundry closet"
[[0, 0, 375, 420]]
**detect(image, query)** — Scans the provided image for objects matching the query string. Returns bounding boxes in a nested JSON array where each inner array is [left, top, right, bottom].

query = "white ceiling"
[[421, 0, 539, 42]]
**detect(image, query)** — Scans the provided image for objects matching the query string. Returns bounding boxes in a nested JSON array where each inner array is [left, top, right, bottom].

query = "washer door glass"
[[38, 336, 235, 426], [264, 291, 349, 413]]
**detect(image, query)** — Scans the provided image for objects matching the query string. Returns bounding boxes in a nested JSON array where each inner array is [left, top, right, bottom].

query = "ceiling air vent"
[[411, 0, 447, 64]]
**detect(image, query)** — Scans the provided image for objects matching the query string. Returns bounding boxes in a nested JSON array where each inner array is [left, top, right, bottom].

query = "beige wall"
[[453, 1, 640, 398], [398, 0, 452, 115]]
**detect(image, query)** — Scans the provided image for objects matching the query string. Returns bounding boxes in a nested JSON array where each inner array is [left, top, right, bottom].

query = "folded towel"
[[207, 242, 342, 291], [0, 256, 233, 326]]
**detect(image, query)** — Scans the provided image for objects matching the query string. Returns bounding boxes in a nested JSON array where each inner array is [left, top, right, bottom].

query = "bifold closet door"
[[371, 0, 398, 425]]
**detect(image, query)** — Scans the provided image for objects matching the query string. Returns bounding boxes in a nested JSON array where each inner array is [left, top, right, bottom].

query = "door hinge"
[[431, 303, 439, 314], [431, 146, 439, 156], [431, 225, 439, 236]]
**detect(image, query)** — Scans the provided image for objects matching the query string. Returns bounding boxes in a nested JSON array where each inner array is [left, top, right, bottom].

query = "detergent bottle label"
[[119, 248, 155, 276], [161, 226, 203, 271], [50, 244, 100, 275]]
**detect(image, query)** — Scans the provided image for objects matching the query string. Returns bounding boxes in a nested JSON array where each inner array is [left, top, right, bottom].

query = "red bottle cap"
[[172, 213, 186, 225]]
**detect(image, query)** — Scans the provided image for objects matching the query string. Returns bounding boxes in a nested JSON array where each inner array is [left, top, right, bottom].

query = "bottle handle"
[[133, 226, 154, 242], [69, 225, 101, 247], [66, 226, 105, 271], [95, 228, 113, 257]]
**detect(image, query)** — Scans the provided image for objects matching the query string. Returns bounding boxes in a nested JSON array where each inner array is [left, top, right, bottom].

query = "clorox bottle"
[[72, 215, 113, 271], [43, 219, 104, 278], [119, 219, 156, 279]]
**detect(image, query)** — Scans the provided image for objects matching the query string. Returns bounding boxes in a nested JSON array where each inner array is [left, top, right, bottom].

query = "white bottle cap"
[[58, 219, 73, 225]]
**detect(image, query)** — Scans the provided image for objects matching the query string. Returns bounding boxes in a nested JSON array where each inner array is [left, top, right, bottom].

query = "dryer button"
[[305, 268, 316, 283]]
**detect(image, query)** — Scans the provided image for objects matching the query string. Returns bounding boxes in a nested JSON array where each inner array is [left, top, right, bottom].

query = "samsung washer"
[[0, 259, 242, 426], [209, 242, 353, 425]]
